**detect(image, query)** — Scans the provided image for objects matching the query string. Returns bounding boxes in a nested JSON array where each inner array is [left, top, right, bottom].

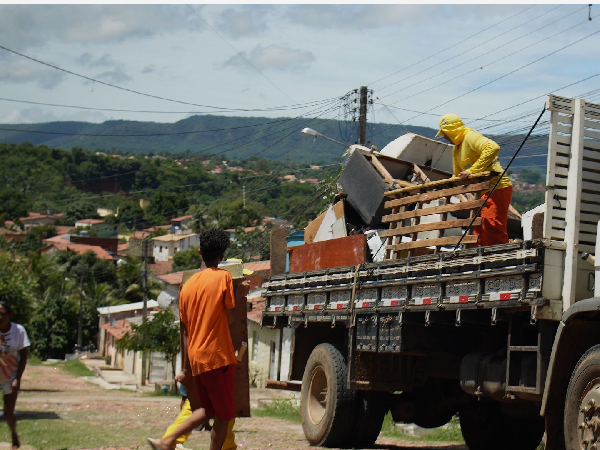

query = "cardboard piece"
[[305, 200, 345, 243]]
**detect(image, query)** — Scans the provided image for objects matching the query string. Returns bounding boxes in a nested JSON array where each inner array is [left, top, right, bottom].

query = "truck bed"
[[262, 239, 564, 335]]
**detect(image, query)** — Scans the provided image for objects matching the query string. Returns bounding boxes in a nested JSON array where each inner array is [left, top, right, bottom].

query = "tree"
[[0, 189, 28, 223], [116, 309, 180, 379], [0, 254, 37, 326], [63, 200, 100, 224], [172, 246, 203, 271]]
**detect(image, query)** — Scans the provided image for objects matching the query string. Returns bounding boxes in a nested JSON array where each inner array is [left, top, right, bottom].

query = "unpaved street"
[[10, 363, 467, 450]]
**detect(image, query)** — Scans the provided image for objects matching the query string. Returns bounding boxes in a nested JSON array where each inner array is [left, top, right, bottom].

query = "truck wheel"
[[301, 343, 356, 447], [347, 391, 388, 448], [460, 401, 544, 450], [564, 344, 600, 450]]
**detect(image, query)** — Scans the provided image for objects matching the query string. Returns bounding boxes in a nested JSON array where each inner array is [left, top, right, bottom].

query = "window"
[[252, 331, 259, 362], [159, 246, 163, 252], [174, 248, 178, 254]]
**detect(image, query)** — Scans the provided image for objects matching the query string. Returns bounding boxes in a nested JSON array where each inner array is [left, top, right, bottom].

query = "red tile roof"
[[157, 271, 185, 286], [149, 260, 174, 276], [171, 215, 193, 222], [102, 319, 131, 339], [247, 296, 266, 323], [44, 241, 114, 260], [76, 219, 105, 225], [244, 260, 270, 272]]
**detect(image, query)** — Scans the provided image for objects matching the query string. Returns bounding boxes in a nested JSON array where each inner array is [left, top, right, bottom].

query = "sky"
[[0, 3, 599, 135]]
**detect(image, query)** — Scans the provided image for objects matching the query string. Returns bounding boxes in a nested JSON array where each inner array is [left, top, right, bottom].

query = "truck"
[[261, 94, 600, 450]]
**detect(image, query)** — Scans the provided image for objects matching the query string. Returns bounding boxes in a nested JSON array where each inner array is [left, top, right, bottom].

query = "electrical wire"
[[369, 4, 537, 86], [0, 44, 321, 113], [377, 4, 569, 94]]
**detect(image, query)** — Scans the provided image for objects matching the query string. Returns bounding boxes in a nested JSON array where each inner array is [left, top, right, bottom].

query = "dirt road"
[[10, 363, 467, 450]]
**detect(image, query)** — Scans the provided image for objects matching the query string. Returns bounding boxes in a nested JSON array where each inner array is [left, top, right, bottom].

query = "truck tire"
[[301, 343, 356, 447], [564, 344, 600, 450], [460, 401, 544, 450], [347, 391, 388, 448]]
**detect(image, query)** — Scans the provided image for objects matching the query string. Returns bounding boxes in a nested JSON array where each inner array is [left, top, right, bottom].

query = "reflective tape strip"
[[382, 299, 400, 307], [489, 292, 512, 301], [414, 298, 432, 306], [450, 296, 470, 303]]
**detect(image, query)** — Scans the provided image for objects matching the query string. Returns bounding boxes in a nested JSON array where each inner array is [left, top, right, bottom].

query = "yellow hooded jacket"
[[437, 114, 511, 191]]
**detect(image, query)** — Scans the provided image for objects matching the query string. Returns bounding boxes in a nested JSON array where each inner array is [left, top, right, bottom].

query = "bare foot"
[[147, 437, 173, 450]]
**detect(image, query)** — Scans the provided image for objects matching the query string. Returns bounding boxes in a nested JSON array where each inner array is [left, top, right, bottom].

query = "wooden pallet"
[[382, 172, 494, 259]]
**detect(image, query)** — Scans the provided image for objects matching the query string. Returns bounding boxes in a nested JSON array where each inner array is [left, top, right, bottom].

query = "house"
[[96, 300, 160, 382], [246, 293, 292, 388], [9, 212, 63, 232], [152, 233, 199, 262], [170, 215, 193, 231], [42, 234, 114, 260], [242, 260, 270, 289], [74, 219, 117, 238]]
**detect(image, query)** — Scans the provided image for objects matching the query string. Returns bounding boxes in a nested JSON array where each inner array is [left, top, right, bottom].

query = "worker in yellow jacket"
[[435, 113, 513, 246]]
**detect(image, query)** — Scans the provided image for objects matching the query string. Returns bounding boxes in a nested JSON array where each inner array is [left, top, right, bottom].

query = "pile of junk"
[[281, 133, 523, 274]]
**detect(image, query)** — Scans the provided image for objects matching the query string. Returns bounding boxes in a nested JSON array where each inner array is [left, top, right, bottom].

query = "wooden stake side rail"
[[261, 241, 548, 318], [385, 172, 494, 196], [383, 172, 495, 258], [384, 181, 491, 209], [380, 217, 483, 238]]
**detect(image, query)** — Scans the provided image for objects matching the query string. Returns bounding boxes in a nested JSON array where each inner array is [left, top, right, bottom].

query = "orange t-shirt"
[[179, 267, 238, 375]]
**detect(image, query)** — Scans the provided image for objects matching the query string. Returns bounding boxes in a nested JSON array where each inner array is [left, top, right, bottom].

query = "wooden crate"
[[381, 172, 494, 259]]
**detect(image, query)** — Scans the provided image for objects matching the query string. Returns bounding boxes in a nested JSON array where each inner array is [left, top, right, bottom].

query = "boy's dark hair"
[[200, 229, 230, 266], [0, 301, 13, 315]]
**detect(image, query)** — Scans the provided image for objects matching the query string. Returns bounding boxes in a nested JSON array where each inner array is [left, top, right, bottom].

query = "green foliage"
[[514, 167, 544, 185], [0, 189, 28, 223], [172, 246, 202, 271], [380, 413, 464, 443], [116, 309, 180, 378], [146, 191, 189, 219], [0, 254, 37, 325], [251, 399, 301, 424], [511, 190, 545, 214], [47, 359, 96, 377], [226, 228, 270, 261], [63, 200, 100, 225]]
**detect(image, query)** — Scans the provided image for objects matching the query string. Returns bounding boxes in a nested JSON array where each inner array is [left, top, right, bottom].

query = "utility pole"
[[77, 272, 85, 349], [243, 185, 246, 209], [358, 86, 368, 145], [141, 239, 150, 386]]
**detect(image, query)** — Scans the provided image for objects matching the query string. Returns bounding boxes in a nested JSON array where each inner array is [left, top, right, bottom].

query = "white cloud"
[[223, 44, 315, 73], [94, 69, 133, 85], [0, 5, 203, 50], [0, 106, 106, 124], [216, 6, 269, 39], [0, 57, 64, 90]]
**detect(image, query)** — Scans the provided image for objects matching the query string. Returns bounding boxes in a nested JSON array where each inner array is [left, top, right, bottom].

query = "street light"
[[301, 127, 348, 147]]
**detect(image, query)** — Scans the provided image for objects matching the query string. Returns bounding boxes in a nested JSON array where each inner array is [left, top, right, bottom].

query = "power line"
[[371, 26, 600, 139], [0, 95, 339, 115], [377, 4, 568, 94], [0, 44, 309, 113], [186, 5, 297, 105], [369, 4, 537, 86], [380, 13, 597, 108]]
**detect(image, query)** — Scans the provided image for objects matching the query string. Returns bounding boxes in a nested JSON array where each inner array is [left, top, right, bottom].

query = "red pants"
[[473, 186, 513, 247], [193, 365, 236, 421]]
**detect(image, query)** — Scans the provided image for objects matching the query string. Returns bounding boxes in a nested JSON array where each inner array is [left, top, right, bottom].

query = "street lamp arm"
[[301, 127, 347, 147]]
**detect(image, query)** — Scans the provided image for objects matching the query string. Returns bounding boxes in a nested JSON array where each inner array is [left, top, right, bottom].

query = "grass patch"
[[38, 359, 96, 377], [27, 355, 43, 366], [380, 413, 465, 444], [252, 399, 301, 424]]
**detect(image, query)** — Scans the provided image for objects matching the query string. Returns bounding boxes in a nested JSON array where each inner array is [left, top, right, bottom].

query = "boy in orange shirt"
[[148, 229, 238, 450]]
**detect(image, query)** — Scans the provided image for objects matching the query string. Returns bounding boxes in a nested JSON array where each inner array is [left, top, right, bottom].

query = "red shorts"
[[193, 365, 236, 421]]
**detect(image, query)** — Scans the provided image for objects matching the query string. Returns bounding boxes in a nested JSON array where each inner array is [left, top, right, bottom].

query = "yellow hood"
[[435, 113, 471, 145]]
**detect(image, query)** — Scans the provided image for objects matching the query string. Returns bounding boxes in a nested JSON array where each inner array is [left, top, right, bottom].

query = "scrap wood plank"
[[385, 172, 493, 197], [367, 153, 395, 185], [386, 235, 479, 252], [379, 217, 482, 237], [382, 199, 485, 222], [384, 181, 491, 209]]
